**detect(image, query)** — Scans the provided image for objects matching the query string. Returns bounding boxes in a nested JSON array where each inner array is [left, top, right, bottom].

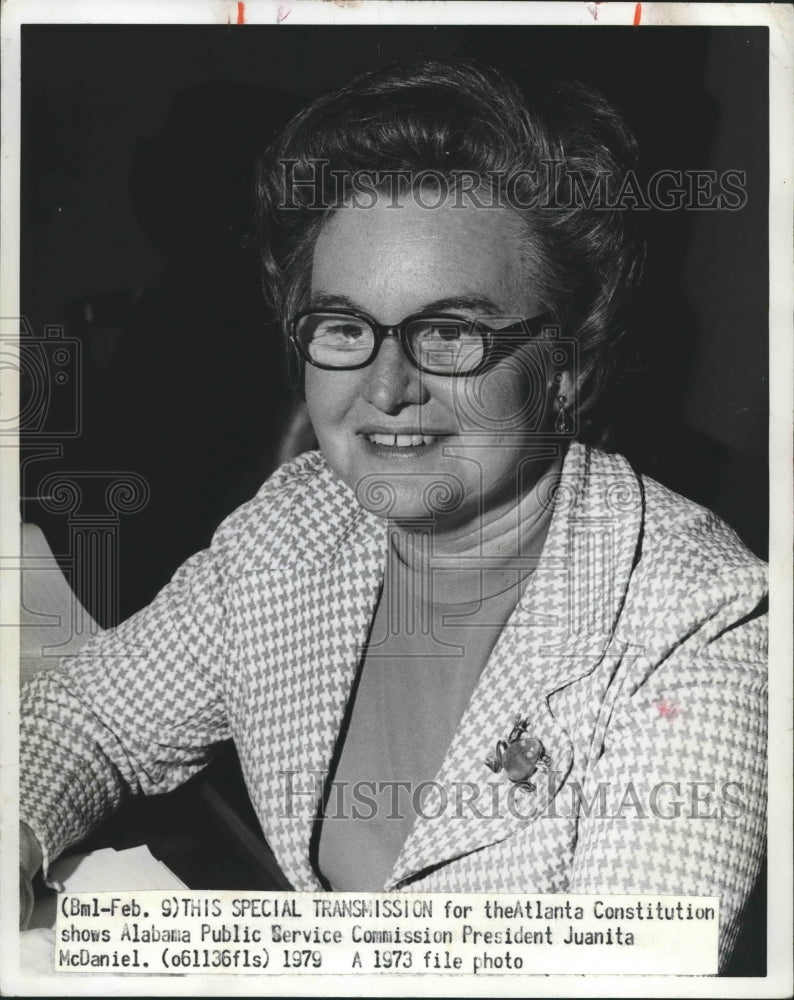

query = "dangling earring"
[[555, 394, 571, 434]]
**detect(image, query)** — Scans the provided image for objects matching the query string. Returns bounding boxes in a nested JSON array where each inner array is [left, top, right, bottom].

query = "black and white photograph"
[[1, 1, 791, 994]]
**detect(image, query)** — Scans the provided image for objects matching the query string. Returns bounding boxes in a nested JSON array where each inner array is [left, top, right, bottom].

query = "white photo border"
[[1, 2, 791, 997]]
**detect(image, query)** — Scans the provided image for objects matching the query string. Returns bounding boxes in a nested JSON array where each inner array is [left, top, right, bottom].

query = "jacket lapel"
[[251, 465, 387, 891], [386, 444, 644, 889]]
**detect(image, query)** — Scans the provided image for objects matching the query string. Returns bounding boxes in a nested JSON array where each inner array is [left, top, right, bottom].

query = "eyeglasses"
[[290, 308, 554, 376]]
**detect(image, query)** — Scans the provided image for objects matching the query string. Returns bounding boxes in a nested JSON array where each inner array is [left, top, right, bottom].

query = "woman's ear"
[[555, 369, 577, 403], [548, 369, 577, 436], [546, 370, 577, 406]]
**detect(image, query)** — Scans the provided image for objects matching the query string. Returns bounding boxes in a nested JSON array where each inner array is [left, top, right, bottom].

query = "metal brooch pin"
[[485, 714, 551, 792]]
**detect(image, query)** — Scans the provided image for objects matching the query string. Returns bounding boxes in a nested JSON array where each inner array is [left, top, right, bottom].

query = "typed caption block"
[[55, 892, 719, 975]]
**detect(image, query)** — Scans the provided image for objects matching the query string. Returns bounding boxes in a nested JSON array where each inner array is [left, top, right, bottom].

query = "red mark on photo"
[[237, 1, 246, 24], [278, 6, 291, 22], [633, 2, 642, 26], [656, 698, 682, 721]]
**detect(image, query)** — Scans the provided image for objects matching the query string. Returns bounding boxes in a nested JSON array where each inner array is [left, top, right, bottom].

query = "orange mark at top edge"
[[633, 2, 642, 26], [237, 1, 246, 24]]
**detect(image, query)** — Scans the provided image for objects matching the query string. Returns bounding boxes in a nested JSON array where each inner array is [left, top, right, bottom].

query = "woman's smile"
[[358, 428, 452, 453]]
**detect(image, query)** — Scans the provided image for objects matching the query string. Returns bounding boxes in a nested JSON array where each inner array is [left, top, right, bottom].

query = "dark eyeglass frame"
[[289, 308, 555, 376]]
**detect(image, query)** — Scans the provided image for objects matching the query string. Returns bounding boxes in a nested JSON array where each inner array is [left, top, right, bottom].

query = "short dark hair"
[[255, 57, 644, 445]]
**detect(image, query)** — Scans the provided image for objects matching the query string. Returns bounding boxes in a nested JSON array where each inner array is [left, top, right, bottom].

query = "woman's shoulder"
[[583, 444, 764, 574], [208, 450, 378, 568], [637, 469, 766, 577], [597, 453, 767, 662]]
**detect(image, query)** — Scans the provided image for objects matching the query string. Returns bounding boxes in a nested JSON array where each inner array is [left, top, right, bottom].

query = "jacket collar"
[[265, 444, 644, 890], [383, 444, 645, 887]]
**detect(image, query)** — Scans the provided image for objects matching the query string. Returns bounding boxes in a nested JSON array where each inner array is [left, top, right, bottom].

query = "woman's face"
[[305, 193, 558, 532]]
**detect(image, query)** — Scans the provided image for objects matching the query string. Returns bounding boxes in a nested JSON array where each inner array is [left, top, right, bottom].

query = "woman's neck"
[[386, 455, 562, 606]]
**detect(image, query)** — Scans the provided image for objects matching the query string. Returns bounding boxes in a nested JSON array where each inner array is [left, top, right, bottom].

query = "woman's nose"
[[362, 336, 429, 414]]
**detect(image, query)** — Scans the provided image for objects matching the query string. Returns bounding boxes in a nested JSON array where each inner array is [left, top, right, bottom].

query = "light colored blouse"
[[318, 543, 538, 890]]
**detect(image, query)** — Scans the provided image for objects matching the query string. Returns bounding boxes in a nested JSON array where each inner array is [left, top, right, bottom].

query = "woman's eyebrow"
[[309, 292, 504, 314], [420, 294, 503, 315], [310, 292, 361, 310]]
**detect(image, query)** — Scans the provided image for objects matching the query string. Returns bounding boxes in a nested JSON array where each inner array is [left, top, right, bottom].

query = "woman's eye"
[[316, 323, 366, 341], [425, 322, 468, 342]]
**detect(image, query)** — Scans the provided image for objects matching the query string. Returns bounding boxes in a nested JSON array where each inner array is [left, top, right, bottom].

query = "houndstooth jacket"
[[20, 443, 767, 967]]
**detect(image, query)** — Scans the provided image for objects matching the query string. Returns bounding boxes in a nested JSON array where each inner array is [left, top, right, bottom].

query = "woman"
[[19, 59, 766, 969]]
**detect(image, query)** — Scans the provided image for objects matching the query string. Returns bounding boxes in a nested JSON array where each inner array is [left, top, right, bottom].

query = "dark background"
[[19, 25, 768, 976]]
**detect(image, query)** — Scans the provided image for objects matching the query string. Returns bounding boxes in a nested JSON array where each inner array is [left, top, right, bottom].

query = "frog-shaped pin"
[[485, 714, 551, 792]]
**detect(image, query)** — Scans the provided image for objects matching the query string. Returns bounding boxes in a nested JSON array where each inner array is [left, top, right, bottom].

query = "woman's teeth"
[[365, 433, 438, 447]]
